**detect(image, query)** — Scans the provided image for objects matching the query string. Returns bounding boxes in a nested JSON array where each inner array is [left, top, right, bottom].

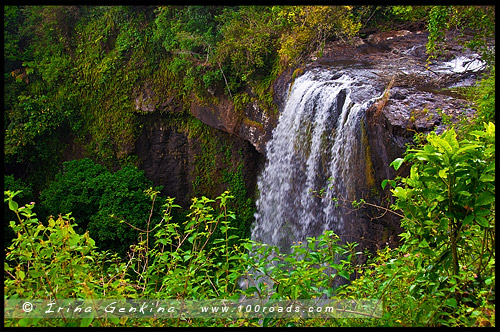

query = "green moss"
[[360, 119, 376, 189], [289, 66, 305, 94], [242, 118, 265, 133]]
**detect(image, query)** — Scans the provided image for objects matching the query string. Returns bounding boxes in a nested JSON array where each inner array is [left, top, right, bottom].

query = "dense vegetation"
[[4, 5, 495, 327]]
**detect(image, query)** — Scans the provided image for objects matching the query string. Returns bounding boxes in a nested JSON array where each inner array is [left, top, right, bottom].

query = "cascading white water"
[[251, 67, 383, 252]]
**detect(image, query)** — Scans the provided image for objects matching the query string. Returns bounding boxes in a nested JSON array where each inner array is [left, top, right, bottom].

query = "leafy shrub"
[[39, 158, 107, 229], [4, 191, 136, 327], [214, 7, 279, 86], [276, 6, 361, 69], [3, 175, 33, 243], [5, 190, 360, 327], [468, 68, 495, 126], [39, 158, 163, 255], [338, 122, 495, 327]]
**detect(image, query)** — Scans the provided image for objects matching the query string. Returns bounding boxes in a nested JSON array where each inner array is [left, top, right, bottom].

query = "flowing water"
[[251, 67, 384, 252]]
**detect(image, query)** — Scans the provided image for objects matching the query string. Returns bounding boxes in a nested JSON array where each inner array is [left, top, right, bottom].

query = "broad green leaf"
[[476, 216, 490, 228], [338, 270, 350, 280], [80, 317, 94, 327], [434, 137, 453, 154], [17, 270, 25, 281], [418, 238, 429, 248], [479, 174, 494, 182], [463, 215, 474, 226], [454, 144, 480, 156], [476, 192, 494, 206], [8, 199, 18, 211], [390, 158, 404, 171], [29, 270, 45, 278], [18, 318, 31, 327], [445, 298, 457, 308], [392, 187, 407, 200], [381, 179, 395, 189]]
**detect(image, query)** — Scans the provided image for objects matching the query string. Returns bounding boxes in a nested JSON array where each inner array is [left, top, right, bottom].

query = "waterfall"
[[251, 67, 383, 252]]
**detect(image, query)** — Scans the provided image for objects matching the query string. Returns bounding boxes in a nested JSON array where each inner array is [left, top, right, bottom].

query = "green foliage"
[[221, 162, 254, 240], [4, 190, 137, 327], [38, 158, 106, 228], [153, 6, 220, 55], [182, 117, 255, 242], [468, 68, 495, 126], [150, 6, 225, 105], [214, 7, 280, 89], [240, 232, 360, 301], [426, 6, 454, 59], [397, 123, 494, 274], [5, 194, 95, 301], [71, 6, 149, 167], [4, 119, 496, 329], [232, 92, 252, 114], [39, 158, 163, 255], [4, 6, 25, 71], [6, 5, 494, 178], [3, 175, 34, 243], [5, 94, 78, 158], [339, 123, 495, 327], [4, 190, 360, 327], [276, 6, 361, 69], [426, 6, 495, 66], [390, 6, 430, 22]]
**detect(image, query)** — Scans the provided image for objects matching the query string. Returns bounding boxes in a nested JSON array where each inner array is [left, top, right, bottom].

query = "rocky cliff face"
[[133, 113, 263, 207]]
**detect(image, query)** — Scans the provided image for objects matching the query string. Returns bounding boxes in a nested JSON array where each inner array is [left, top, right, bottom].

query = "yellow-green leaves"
[[375, 122, 495, 326]]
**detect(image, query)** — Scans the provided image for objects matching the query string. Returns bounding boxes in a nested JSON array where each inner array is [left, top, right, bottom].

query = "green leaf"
[[80, 317, 94, 327], [475, 216, 490, 228], [438, 169, 448, 179], [463, 215, 474, 226], [390, 158, 404, 171], [476, 192, 494, 207], [445, 298, 457, 308], [244, 286, 259, 295], [418, 238, 429, 248], [392, 187, 407, 200], [434, 137, 453, 154], [29, 270, 45, 278], [338, 270, 350, 280], [106, 317, 120, 325], [479, 174, 494, 182], [8, 199, 18, 211], [18, 318, 31, 327]]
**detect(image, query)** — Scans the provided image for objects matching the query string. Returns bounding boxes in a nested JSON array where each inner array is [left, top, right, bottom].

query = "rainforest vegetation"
[[4, 5, 495, 327]]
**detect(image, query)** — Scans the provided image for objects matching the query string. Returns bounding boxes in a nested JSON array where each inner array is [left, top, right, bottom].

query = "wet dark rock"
[[133, 113, 263, 208], [133, 116, 192, 207]]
